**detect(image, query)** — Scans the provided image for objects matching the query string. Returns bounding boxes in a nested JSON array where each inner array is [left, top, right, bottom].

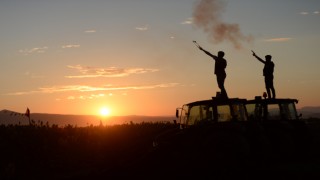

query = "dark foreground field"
[[0, 122, 178, 179], [1, 119, 320, 179]]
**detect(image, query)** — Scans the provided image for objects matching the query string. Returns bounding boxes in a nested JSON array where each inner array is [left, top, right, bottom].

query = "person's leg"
[[270, 80, 276, 99], [266, 88, 271, 99], [271, 88, 276, 99], [217, 74, 228, 99], [265, 77, 272, 99]]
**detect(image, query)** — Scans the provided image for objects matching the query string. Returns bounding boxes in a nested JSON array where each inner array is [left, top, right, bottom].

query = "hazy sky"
[[1, 0, 320, 116]]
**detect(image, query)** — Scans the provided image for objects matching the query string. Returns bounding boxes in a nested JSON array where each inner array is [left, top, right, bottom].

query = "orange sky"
[[1, 0, 320, 116]]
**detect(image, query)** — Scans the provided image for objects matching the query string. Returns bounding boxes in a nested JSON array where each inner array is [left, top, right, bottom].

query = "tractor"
[[145, 94, 312, 178]]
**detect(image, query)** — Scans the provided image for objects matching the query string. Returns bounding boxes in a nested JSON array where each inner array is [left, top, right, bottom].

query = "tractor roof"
[[186, 97, 247, 107], [246, 97, 298, 104]]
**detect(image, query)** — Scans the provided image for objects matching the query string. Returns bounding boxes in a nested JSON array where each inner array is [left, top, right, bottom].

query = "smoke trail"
[[193, 0, 253, 49]]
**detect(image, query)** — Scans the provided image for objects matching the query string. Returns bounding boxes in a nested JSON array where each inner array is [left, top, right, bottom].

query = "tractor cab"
[[246, 96, 301, 121], [176, 96, 248, 129]]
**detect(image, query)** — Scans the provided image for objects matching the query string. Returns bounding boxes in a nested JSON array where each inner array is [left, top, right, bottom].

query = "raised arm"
[[199, 46, 216, 59], [252, 50, 265, 64]]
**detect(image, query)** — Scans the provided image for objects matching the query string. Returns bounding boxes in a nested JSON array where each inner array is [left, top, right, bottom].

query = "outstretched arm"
[[252, 50, 265, 64], [199, 46, 216, 58]]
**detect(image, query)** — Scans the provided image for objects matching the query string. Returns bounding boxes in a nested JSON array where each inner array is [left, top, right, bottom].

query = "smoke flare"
[[193, 0, 253, 49]]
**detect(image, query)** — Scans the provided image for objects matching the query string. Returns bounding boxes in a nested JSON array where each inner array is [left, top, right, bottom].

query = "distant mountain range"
[[0, 109, 176, 127], [1, 106, 320, 127], [298, 106, 320, 119]]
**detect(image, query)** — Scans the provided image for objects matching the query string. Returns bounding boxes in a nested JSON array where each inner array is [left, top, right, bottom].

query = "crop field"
[[0, 122, 178, 179], [1, 119, 320, 179]]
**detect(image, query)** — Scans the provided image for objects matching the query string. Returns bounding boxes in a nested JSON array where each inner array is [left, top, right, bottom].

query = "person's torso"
[[214, 58, 227, 75], [263, 61, 274, 76]]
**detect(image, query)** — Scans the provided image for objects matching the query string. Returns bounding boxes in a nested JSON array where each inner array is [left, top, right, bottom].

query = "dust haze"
[[193, 0, 253, 49]]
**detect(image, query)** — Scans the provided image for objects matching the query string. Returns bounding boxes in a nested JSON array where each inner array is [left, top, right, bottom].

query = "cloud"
[[65, 93, 108, 100], [84, 29, 96, 33], [5, 83, 179, 96], [66, 65, 159, 78], [61, 44, 80, 49], [25, 72, 45, 79], [67, 96, 76, 100], [264, 38, 292, 42], [5, 85, 108, 95], [121, 92, 128, 96], [300, 12, 309, 15], [135, 25, 149, 31], [19, 46, 48, 55], [181, 18, 193, 24], [299, 11, 319, 15]]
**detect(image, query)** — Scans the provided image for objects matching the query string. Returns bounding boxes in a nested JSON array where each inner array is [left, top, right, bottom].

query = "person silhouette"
[[252, 51, 276, 99], [198, 46, 228, 99]]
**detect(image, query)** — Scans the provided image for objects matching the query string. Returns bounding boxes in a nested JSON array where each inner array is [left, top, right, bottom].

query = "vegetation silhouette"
[[0, 122, 177, 179], [0, 115, 319, 179]]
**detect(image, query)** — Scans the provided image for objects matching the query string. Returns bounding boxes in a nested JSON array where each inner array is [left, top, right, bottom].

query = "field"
[[1, 119, 320, 179], [0, 122, 178, 179]]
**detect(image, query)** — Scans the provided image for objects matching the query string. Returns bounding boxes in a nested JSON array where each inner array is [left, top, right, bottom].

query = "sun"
[[100, 107, 111, 117]]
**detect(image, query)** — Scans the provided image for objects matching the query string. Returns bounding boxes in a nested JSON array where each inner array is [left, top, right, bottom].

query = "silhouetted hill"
[[0, 109, 175, 127], [2, 106, 319, 127], [298, 106, 320, 119]]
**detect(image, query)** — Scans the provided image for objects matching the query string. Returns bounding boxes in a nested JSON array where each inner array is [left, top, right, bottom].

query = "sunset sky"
[[1, 0, 320, 116]]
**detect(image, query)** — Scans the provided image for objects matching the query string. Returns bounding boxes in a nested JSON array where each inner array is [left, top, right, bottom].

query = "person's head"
[[265, 55, 272, 62], [218, 51, 225, 58]]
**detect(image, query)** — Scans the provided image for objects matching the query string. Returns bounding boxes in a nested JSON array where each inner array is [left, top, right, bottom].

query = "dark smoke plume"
[[193, 0, 253, 49]]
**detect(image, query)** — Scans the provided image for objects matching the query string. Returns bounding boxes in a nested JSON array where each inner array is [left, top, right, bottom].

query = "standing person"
[[252, 51, 276, 99], [198, 46, 228, 99]]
